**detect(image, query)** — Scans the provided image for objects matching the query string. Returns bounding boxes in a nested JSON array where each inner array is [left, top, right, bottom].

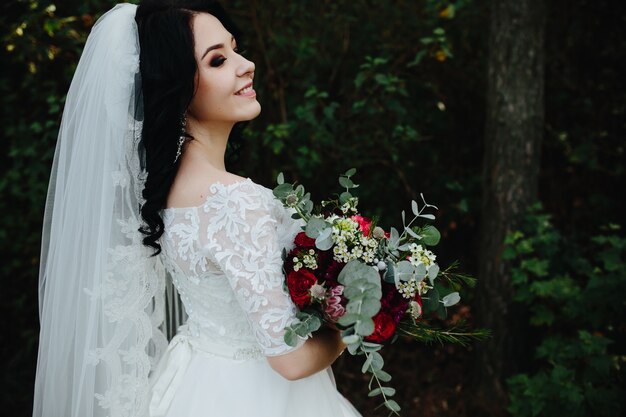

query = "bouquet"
[[274, 169, 488, 415]]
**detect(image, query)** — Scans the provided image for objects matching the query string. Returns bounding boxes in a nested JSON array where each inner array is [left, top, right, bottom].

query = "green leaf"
[[421, 225, 441, 246], [354, 317, 375, 336], [284, 329, 298, 347], [339, 176, 354, 189], [346, 297, 381, 317], [277, 172, 284, 184], [337, 313, 359, 326], [345, 168, 357, 177], [272, 183, 293, 198], [384, 399, 401, 412], [361, 354, 373, 373], [315, 227, 333, 250], [305, 217, 328, 239], [373, 369, 392, 382]]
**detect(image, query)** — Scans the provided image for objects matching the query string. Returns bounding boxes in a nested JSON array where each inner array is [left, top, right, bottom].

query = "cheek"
[[189, 71, 222, 118]]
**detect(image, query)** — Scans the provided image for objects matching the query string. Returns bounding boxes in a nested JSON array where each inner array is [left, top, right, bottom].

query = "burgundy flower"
[[294, 232, 316, 248], [286, 269, 317, 309], [365, 311, 396, 343]]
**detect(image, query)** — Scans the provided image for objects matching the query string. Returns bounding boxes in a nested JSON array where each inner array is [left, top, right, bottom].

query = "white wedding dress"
[[151, 178, 361, 417]]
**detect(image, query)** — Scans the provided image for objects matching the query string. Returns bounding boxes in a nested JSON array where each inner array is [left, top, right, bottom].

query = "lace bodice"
[[160, 179, 304, 358]]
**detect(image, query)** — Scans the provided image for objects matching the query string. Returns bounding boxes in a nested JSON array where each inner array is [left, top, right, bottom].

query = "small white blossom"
[[409, 300, 422, 319]]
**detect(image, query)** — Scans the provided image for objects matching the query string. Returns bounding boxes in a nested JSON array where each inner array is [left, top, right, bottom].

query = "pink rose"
[[323, 285, 346, 322]]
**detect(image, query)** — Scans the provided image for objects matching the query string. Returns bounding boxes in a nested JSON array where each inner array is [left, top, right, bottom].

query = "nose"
[[237, 55, 255, 78]]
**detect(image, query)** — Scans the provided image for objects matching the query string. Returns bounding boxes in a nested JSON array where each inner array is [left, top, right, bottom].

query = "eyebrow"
[[201, 36, 236, 60]]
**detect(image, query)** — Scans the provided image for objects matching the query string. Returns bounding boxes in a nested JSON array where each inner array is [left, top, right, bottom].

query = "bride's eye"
[[210, 56, 226, 67]]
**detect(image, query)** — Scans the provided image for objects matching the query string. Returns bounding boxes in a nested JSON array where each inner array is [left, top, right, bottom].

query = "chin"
[[241, 101, 261, 121]]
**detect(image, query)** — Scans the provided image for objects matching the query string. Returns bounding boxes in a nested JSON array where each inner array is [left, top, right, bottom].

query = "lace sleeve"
[[201, 181, 305, 356]]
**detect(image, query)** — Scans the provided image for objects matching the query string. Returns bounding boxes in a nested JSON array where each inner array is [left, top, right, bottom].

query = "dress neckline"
[[162, 177, 255, 212]]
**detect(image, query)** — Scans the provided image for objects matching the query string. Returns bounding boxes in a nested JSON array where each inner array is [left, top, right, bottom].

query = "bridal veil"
[[33, 4, 178, 416]]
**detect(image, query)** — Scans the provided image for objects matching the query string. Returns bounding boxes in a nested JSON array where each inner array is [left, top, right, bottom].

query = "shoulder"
[[166, 163, 249, 209]]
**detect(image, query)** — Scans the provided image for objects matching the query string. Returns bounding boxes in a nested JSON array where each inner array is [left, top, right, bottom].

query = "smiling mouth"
[[235, 83, 254, 95]]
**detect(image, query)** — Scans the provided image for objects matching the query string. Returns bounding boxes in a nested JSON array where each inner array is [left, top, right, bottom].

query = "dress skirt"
[[149, 333, 362, 417]]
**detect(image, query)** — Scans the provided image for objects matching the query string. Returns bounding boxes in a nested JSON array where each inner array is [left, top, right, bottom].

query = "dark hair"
[[135, 0, 242, 254]]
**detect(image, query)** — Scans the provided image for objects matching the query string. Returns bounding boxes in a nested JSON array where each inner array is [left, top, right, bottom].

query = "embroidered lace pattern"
[[161, 179, 305, 357]]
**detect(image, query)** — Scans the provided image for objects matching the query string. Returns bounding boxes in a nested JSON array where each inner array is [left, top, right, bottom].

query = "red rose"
[[294, 232, 316, 248], [365, 311, 397, 343], [351, 215, 373, 236], [287, 269, 317, 308]]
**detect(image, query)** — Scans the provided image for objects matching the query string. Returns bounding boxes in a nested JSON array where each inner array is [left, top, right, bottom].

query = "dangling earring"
[[174, 114, 187, 163]]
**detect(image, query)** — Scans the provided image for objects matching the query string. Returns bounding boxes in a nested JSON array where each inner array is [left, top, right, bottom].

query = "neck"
[[183, 119, 234, 171]]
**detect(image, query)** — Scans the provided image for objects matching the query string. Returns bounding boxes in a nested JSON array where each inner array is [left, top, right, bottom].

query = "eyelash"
[[208, 47, 246, 68], [210, 56, 226, 67]]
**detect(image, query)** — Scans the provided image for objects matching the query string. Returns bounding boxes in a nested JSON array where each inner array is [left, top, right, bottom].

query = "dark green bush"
[[506, 205, 625, 417]]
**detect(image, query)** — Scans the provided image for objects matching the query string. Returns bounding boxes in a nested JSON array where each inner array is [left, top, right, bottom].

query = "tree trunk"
[[472, 0, 545, 414]]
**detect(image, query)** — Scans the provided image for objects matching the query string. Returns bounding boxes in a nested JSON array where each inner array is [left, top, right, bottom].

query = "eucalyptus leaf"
[[315, 227, 333, 250], [343, 280, 379, 299], [273, 183, 293, 198], [305, 217, 328, 239], [342, 334, 360, 345], [361, 354, 373, 373], [395, 260, 414, 283], [337, 313, 359, 326], [338, 260, 382, 292], [428, 263, 440, 283], [346, 298, 381, 317], [373, 369, 392, 382], [339, 191, 352, 204], [339, 176, 354, 189], [361, 341, 383, 352], [345, 168, 357, 177], [442, 291, 460, 307], [347, 340, 361, 354], [368, 388, 382, 397], [383, 262, 395, 283], [405, 227, 422, 240], [277, 172, 284, 185], [315, 234, 334, 251], [414, 263, 427, 280], [421, 225, 441, 246], [411, 200, 419, 216], [354, 317, 375, 336], [389, 227, 400, 247], [303, 199, 314, 213], [307, 314, 322, 331], [384, 400, 401, 412], [369, 351, 384, 371], [284, 329, 298, 347]]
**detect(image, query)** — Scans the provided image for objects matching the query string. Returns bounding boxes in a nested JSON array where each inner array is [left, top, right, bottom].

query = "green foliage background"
[[1, 0, 624, 415]]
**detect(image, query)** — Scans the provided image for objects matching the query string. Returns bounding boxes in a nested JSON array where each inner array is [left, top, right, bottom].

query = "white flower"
[[409, 300, 422, 319], [310, 283, 326, 300]]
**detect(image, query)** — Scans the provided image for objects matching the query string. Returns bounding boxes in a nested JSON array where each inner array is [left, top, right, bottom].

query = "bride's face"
[[187, 13, 261, 125]]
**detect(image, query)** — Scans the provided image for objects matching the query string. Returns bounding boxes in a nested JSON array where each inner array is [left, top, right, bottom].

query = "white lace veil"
[[33, 4, 175, 416]]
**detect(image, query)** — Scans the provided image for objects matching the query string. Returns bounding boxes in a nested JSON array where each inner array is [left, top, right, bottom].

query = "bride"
[[32, 1, 361, 416]]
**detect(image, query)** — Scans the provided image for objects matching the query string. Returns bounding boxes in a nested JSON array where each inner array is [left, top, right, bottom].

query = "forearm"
[[266, 328, 346, 381]]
